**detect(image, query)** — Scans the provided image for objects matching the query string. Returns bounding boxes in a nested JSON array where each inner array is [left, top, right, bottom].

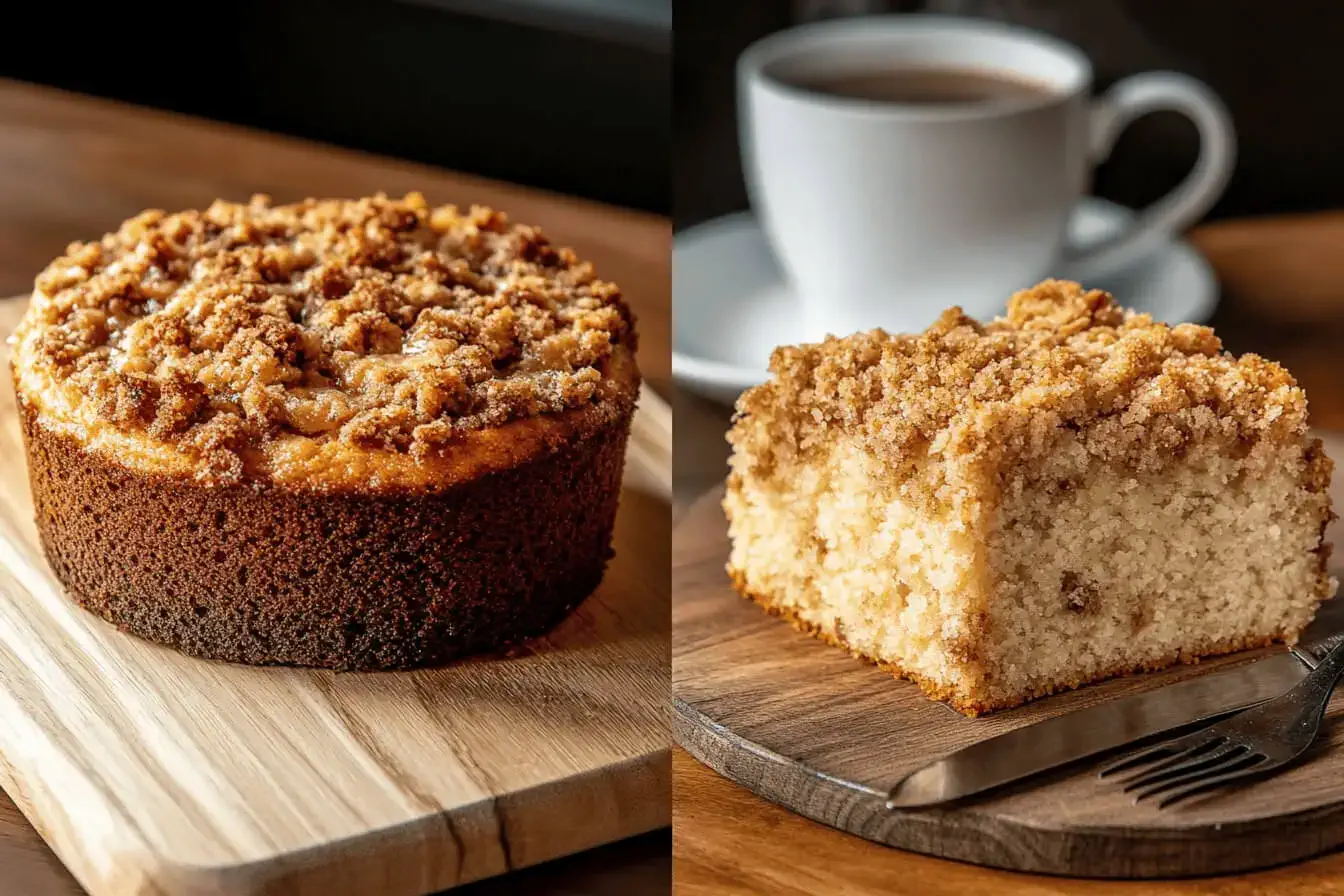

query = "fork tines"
[[1098, 731, 1269, 808]]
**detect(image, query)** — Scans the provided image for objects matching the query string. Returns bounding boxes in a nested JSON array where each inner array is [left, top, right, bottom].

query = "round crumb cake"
[[10, 193, 639, 668]]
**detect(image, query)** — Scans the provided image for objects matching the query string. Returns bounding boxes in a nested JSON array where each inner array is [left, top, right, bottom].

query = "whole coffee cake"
[[724, 280, 1334, 715], [11, 193, 639, 668]]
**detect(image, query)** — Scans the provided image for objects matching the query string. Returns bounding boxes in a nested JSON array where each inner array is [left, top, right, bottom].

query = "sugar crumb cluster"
[[16, 193, 635, 481], [731, 279, 1310, 479]]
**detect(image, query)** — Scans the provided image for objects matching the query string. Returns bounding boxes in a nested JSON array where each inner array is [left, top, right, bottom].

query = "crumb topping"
[[731, 280, 1313, 481], [15, 194, 636, 482]]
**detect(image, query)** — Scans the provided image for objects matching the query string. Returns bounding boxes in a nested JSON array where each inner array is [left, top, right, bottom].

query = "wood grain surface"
[[0, 79, 672, 895], [672, 747, 1344, 895]]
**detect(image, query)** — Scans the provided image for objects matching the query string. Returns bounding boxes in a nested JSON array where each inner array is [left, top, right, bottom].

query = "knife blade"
[[886, 608, 1344, 809]]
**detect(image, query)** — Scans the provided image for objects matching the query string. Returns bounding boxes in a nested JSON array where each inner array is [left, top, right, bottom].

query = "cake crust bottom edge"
[[19, 399, 632, 669], [728, 566, 1297, 717]]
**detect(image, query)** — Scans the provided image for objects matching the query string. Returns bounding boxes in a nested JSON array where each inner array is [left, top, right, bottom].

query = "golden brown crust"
[[20, 393, 633, 668], [729, 280, 1311, 486], [729, 567, 1287, 717], [14, 194, 637, 487]]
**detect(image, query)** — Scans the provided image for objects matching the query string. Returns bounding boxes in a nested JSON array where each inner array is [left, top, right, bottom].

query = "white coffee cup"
[[738, 15, 1236, 336]]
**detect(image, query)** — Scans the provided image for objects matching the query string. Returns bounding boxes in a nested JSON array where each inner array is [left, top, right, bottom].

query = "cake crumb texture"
[[20, 399, 628, 668], [726, 280, 1335, 715]]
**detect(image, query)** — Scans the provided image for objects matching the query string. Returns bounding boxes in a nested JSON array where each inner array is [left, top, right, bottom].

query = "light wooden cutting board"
[[0, 296, 671, 896]]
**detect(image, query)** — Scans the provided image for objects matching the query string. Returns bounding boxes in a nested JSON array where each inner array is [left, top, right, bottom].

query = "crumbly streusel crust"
[[726, 279, 1334, 714], [730, 279, 1319, 490], [14, 192, 636, 486]]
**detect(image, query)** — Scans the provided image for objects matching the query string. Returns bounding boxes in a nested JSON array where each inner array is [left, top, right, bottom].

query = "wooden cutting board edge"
[[670, 687, 1344, 879]]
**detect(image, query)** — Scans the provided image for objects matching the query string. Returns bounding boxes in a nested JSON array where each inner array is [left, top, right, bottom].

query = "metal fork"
[[1098, 638, 1344, 807]]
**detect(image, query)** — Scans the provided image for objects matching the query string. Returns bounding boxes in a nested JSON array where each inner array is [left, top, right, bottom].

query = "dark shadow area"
[[0, 0, 670, 213], [454, 829, 671, 895]]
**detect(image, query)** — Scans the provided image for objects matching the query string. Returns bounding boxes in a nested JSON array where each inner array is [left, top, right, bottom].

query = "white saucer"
[[672, 198, 1219, 406]]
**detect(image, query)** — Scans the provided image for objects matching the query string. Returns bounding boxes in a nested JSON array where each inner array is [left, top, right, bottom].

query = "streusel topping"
[[15, 193, 635, 482], [731, 280, 1313, 480]]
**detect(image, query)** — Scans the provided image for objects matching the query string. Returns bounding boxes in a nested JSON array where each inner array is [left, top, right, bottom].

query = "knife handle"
[[1292, 631, 1344, 669]]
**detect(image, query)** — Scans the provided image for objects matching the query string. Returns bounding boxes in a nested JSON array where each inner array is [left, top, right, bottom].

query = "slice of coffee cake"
[[724, 280, 1335, 715]]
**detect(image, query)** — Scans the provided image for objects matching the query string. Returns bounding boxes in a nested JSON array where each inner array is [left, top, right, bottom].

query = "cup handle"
[[1061, 72, 1235, 278]]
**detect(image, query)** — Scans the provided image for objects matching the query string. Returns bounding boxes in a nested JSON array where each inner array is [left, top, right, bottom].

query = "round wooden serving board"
[[672, 461, 1344, 879]]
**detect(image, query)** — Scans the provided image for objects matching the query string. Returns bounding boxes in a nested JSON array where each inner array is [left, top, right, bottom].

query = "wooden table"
[[0, 79, 670, 896], [672, 213, 1344, 893]]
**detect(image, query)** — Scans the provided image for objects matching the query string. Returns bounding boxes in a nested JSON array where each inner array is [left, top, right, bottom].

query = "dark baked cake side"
[[19, 394, 632, 669]]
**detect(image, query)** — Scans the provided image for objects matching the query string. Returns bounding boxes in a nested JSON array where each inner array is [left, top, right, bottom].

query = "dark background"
[[0, 0, 670, 213], [675, 0, 1344, 229], [7, 1, 1340, 226]]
